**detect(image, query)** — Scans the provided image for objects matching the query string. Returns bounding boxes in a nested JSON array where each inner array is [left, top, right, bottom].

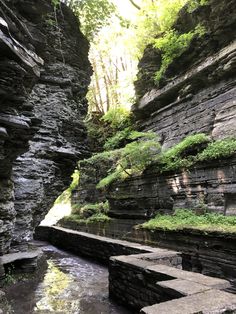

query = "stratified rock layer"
[[12, 1, 92, 247], [108, 0, 236, 218], [0, 0, 43, 254], [0, 0, 91, 254]]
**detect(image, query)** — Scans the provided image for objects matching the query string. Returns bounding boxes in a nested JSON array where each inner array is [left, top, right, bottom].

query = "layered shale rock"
[[0, 0, 91, 254], [108, 0, 236, 217], [0, 2, 43, 254]]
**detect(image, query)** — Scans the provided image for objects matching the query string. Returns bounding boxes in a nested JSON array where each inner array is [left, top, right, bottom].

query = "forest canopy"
[[53, 0, 207, 114]]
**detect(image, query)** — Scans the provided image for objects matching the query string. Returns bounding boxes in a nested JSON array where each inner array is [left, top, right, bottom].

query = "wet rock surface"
[[3, 244, 130, 314]]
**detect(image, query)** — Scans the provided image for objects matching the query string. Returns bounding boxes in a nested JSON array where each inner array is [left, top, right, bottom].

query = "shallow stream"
[[4, 244, 131, 314]]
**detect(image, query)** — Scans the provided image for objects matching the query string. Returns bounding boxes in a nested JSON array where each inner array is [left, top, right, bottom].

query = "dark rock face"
[[134, 0, 236, 103], [0, 1, 43, 254], [0, 0, 91, 254], [107, 157, 236, 218], [107, 0, 236, 219], [133, 0, 236, 149]]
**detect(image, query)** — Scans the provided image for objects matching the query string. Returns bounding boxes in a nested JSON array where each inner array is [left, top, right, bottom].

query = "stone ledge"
[[136, 40, 236, 114], [147, 264, 230, 290], [157, 278, 211, 297], [0, 249, 41, 265], [141, 290, 236, 314]]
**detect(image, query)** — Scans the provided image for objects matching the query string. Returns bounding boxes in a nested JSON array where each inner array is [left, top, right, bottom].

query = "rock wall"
[[107, 0, 236, 219], [134, 0, 236, 149], [0, 0, 91, 254], [0, 1, 43, 254], [107, 156, 236, 218]]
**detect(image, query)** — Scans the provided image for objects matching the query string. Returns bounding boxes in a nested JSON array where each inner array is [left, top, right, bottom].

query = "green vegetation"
[[81, 149, 121, 167], [51, 0, 60, 7], [131, 0, 190, 58], [101, 107, 132, 129], [197, 138, 236, 162], [72, 201, 109, 217], [141, 209, 236, 233], [158, 133, 210, 172], [97, 134, 160, 188], [154, 25, 205, 82], [61, 213, 111, 224], [158, 136, 236, 173], [95, 134, 236, 188], [187, 0, 209, 12], [54, 170, 79, 205], [86, 107, 133, 152], [60, 201, 110, 225], [65, 0, 116, 40]]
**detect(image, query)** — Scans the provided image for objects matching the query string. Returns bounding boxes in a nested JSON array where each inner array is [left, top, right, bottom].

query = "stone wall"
[[36, 225, 236, 314], [126, 228, 236, 288], [0, 0, 91, 254], [35, 225, 151, 264], [58, 215, 236, 288], [58, 218, 145, 239], [134, 1, 236, 143]]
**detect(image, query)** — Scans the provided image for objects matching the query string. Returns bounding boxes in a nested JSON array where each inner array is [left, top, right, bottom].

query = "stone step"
[[141, 290, 236, 314]]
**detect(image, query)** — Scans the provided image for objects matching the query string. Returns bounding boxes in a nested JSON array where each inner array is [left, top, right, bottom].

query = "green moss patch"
[[60, 213, 111, 225], [140, 209, 236, 233]]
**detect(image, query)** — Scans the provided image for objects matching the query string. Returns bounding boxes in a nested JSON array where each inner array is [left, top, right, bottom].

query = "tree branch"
[[128, 0, 141, 10]]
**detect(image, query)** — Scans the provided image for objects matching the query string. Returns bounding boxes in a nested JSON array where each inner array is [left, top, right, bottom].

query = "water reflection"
[[5, 245, 130, 314]]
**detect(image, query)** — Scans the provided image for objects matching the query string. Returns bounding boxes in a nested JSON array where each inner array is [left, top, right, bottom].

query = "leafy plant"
[[101, 107, 132, 130], [54, 170, 79, 205], [154, 24, 205, 82], [81, 149, 121, 167], [97, 135, 160, 188], [60, 212, 111, 225], [187, 0, 209, 12], [51, 0, 60, 7], [104, 128, 157, 151], [68, 0, 116, 40], [131, 0, 189, 58]]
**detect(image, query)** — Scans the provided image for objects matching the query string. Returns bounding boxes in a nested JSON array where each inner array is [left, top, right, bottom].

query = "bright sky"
[[112, 0, 141, 20]]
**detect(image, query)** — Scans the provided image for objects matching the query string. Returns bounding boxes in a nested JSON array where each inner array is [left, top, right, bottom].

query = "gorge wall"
[[107, 0, 236, 218], [0, 0, 91, 254]]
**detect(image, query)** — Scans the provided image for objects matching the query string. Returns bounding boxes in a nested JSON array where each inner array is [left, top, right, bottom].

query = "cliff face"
[[134, 0, 236, 149], [0, 0, 91, 254], [107, 0, 236, 218]]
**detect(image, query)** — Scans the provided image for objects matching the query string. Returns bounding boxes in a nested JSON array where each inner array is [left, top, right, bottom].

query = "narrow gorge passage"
[[3, 243, 131, 314]]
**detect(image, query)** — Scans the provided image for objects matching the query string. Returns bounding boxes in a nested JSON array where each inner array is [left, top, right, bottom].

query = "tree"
[[64, 0, 116, 40]]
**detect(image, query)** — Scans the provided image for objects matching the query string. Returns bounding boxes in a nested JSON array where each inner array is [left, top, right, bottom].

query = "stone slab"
[[157, 278, 211, 297], [147, 265, 230, 289], [141, 290, 236, 314], [0, 249, 41, 265]]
